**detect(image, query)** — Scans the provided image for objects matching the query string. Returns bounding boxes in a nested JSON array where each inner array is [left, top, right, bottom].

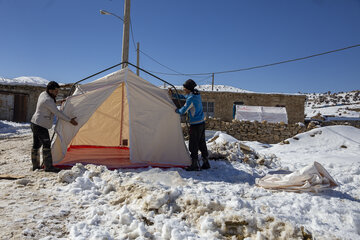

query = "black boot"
[[31, 148, 41, 171], [43, 148, 61, 173], [201, 158, 211, 170], [185, 159, 200, 171]]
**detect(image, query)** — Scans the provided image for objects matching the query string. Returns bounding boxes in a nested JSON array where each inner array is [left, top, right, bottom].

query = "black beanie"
[[47, 81, 60, 91], [183, 79, 197, 91]]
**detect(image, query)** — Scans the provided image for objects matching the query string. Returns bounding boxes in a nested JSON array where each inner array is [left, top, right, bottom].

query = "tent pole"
[[68, 61, 183, 107]]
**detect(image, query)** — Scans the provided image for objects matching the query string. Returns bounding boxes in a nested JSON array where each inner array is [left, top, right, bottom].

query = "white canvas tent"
[[51, 68, 191, 169], [235, 105, 288, 123]]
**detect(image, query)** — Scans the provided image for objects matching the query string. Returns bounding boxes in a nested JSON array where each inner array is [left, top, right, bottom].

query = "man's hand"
[[168, 88, 173, 97], [70, 117, 78, 126], [56, 98, 67, 105]]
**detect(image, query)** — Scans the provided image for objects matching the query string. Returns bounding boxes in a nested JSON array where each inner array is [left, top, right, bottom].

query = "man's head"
[[183, 79, 197, 93], [46, 81, 60, 97]]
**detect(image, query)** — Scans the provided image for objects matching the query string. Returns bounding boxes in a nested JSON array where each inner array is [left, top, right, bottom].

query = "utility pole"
[[122, 0, 130, 68], [212, 73, 214, 91], [136, 42, 140, 76]]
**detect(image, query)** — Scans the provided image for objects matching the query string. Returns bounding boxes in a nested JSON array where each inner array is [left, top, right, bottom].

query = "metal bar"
[[68, 61, 183, 107]]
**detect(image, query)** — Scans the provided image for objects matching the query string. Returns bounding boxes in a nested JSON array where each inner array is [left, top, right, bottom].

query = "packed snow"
[[1, 120, 359, 239]]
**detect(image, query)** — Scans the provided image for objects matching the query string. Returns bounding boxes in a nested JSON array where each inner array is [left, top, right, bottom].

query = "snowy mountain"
[[0, 76, 50, 87]]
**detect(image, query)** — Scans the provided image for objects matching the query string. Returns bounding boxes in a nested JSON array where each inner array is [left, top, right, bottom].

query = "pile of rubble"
[[206, 132, 278, 168]]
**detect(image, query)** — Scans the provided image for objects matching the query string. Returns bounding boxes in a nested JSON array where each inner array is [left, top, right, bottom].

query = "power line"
[[139, 49, 208, 78], [148, 43, 360, 76], [127, 11, 359, 78]]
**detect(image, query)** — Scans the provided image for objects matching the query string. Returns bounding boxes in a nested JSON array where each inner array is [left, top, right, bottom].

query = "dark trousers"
[[31, 123, 53, 169], [189, 122, 208, 160], [31, 123, 51, 149]]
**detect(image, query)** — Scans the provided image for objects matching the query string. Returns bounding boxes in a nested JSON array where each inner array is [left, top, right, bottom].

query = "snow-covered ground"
[[1, 120, 359, 240]]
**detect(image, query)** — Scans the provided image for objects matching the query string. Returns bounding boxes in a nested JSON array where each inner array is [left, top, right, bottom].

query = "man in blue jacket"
[[169, 79, 210, 171]]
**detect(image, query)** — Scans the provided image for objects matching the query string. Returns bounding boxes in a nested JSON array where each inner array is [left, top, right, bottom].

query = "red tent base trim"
[[55, 145, 188, 170], [54, 163, 187, 170]]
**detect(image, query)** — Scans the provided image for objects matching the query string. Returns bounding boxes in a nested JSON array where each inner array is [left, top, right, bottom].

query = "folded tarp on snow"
[[256, 161, 338, 192]]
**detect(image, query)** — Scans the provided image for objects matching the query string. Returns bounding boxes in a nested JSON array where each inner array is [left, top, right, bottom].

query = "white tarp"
[[256, 161, 338, 192], [235, 105, 288, 123]]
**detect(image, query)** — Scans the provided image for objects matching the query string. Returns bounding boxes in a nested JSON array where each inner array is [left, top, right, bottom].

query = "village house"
[[173, 89, 306, 124], [0, 83, 71, 122]]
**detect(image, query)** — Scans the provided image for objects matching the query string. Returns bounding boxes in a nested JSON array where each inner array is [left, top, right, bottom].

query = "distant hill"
[[0, 76, 67, 87], [0, 76, 49, 87], [305, 91, 360, 119]]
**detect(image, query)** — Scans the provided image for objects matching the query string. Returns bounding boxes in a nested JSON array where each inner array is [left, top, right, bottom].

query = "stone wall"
[[182, 118, 360, 144], [182, 118, 315, 144]]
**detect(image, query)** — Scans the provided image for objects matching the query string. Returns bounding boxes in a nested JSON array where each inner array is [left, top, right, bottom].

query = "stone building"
[[0, 84, 45, 122], [201, 91, 306, 123], [173, 90, 306, 124], [0, 84, 71, 122]]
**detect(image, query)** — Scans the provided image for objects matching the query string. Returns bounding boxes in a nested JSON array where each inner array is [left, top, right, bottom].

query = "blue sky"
[[0, 0, 359, 93]]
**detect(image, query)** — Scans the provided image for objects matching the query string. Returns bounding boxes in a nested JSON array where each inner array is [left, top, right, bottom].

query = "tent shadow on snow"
[[177, 161, 259, 185], [321, 189, 360, 203]]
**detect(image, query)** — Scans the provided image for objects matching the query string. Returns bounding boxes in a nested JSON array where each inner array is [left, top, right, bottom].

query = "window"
[[202, 102, 214, 117]]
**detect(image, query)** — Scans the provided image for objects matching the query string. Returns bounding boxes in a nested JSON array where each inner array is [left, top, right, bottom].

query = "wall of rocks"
[[181, 118, 360, 144], [182, 118, 317, 144]]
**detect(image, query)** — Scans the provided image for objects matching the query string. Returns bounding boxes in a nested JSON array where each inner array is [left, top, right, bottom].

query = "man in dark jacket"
[[169, 79, 210, 171], [31, 81, 78, 172]]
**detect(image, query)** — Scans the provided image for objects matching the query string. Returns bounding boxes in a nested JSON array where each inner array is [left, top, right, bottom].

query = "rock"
[[16, 178, 30, 186]]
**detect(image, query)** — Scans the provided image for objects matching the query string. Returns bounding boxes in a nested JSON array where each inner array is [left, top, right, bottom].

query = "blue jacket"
[[173, 91, 205, 125]]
